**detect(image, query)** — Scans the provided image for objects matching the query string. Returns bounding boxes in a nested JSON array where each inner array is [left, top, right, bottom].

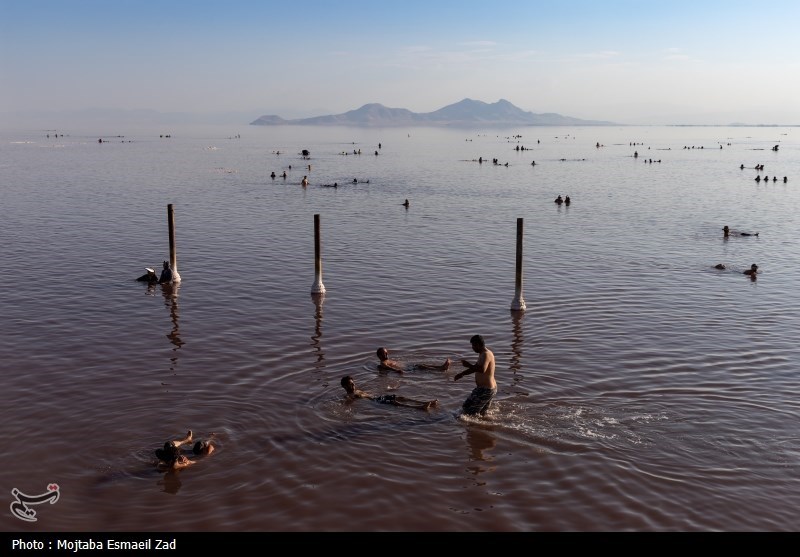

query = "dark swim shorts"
[[374, 394, 397, 404], [462, 386, 496, 416]]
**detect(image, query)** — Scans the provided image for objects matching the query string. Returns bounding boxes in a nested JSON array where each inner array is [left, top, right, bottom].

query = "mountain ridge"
[[250, 98, 616, 127]]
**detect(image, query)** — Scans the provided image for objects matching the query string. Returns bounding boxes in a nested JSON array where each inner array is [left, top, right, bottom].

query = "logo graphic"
[[10, 484, 60, 522]]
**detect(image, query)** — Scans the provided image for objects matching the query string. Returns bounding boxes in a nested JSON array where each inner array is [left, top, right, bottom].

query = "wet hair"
[[193, 440, 210, 455], [341, 375, 353, 388], [376, 347, 388, 360], [470, 335, 485, 348], [155, 442, 181, 463]]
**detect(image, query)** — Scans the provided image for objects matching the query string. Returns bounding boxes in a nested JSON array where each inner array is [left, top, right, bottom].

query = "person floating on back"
[[340, 375, 438, 410], [376, 347, 450, 373], [154, 430, 216, 470], [723, 225, 758, 238]]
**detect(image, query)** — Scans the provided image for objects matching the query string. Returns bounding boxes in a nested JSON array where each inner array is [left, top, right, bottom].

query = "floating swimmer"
[[743, 264, 759, 276], [375, 347, 450, 373], [340, 375, 438, 411], [723, 226, 759, 237]]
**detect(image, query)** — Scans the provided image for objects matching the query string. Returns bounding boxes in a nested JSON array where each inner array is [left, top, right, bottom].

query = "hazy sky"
[[2, 0, 800, 125]]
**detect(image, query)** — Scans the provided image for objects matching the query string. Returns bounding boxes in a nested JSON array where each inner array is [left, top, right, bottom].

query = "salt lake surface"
[[1, 123, 799, 532]]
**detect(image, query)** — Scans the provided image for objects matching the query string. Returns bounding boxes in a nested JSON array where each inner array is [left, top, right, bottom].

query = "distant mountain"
[[250, 99, 616, 127]]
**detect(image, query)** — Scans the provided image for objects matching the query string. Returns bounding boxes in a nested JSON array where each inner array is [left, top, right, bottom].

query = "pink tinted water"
[[1, 125, 799, 532]]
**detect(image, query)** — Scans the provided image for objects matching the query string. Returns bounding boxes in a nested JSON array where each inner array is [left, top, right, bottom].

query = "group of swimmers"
[[739, 163, 788, 183], [156, 336, 495, 472], [717, 226, 760, 278], [754, 175, 787, 183], [342, 335, 497, 418], [555, 195, 571, 205]]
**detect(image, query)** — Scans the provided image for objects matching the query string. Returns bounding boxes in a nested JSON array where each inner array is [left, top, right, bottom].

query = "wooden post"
[[167, 204, 181, 282], [311, 214, 326, 294], [510, 217, 526, 311]]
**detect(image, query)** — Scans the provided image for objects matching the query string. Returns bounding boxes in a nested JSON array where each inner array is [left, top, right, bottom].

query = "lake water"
[[1, 123, 799, 533]]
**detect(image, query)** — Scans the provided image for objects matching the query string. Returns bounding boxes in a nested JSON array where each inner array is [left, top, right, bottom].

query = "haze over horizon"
[[2, 0, 800, 128]]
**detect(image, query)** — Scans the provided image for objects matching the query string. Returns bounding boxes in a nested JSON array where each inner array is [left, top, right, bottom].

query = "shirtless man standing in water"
[[454, 335, 496, 417]]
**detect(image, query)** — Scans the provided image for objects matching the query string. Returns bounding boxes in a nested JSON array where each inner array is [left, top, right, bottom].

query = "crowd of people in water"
[[130, 137, 781, 496], [139, 137, 780, 483], [267, 145, 381, 188]]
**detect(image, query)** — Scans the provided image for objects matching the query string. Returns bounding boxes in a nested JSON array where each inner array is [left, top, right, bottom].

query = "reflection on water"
[[310, 293, 325, 367], [465, 427, 497, 480], [509, 310, 524, 378], [161, 283, 183, 373], [157, 470, 182, 495]]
